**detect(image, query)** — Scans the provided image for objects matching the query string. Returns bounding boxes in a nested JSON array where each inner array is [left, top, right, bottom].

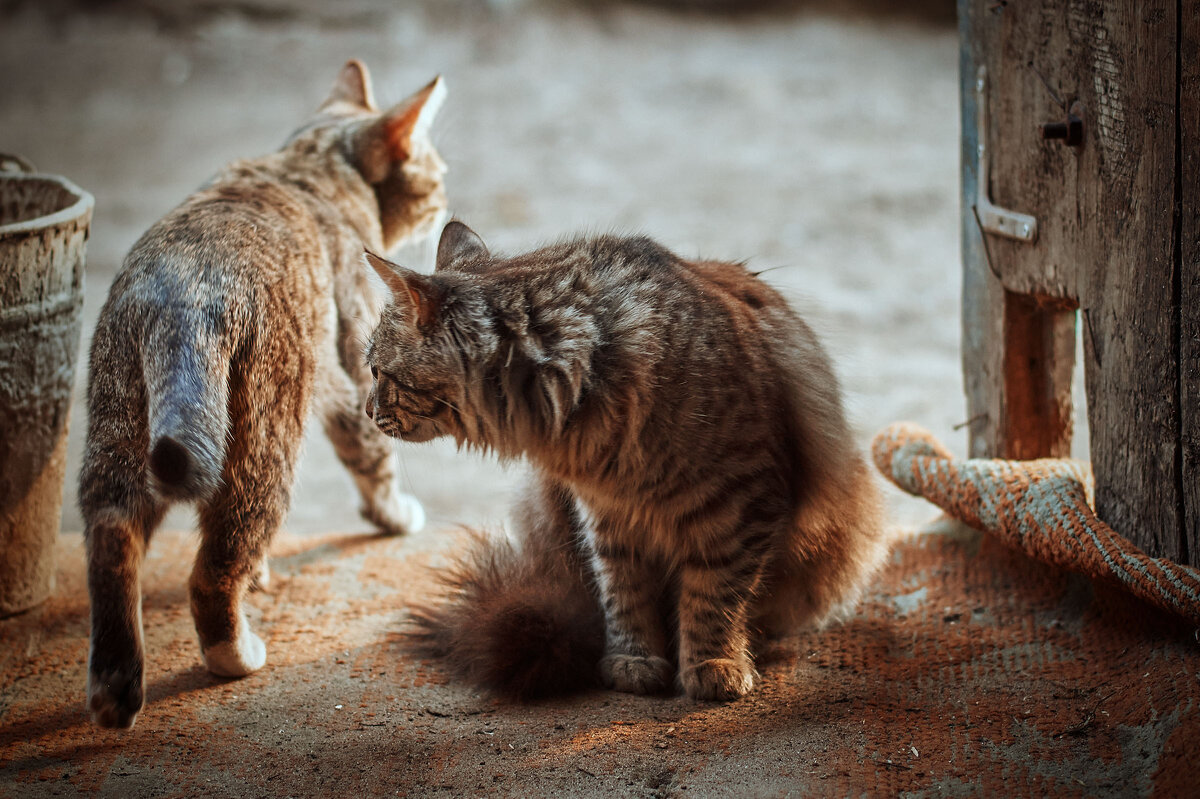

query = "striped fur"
[[367, 221, 890, 701], [80, 61, 446, 728]]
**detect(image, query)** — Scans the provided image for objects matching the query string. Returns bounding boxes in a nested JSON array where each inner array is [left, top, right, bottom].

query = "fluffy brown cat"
[[80, 60, 446, 728], [364, 221, 889, 701]]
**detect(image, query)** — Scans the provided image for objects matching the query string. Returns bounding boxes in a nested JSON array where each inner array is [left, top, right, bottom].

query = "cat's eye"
[[370, 365, 378, 379]]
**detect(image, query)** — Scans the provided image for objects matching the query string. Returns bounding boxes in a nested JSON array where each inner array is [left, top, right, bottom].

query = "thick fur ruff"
[[409, 532, 604, 700]]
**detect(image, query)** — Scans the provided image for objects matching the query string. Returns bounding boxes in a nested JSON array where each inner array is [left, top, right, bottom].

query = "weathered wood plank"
[[984, 1, 1085, 301], [958, 4, 1004, 458], [959, 0, 1076, 460], [1180, 2, 1199, 565], [1078, 1, 1181, 561], [961, 0, 1186, 561]]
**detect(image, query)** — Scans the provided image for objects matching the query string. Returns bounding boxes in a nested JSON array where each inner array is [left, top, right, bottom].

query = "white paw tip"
[[203, 631, 266, 677], [368, 492, 426, 535], [400, 496, 426, 534]]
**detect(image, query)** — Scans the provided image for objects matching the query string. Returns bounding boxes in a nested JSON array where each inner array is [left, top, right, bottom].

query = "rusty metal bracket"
[[975, 67, 1038, 243]]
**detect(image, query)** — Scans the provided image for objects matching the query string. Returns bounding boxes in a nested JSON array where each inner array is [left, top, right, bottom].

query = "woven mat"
[[2, 523, 1197, 797]]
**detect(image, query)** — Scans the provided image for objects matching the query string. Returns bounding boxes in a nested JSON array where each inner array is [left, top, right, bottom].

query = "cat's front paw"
[[249, 557, 271, 592], [681, 657, 757, 701], [599, 654, 673, 695], [361, 490, 426, 536], [202, 617, 267, 677], [88, 666, 144, 728]]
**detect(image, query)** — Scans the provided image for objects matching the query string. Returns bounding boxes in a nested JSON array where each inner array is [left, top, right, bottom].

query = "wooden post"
[[960, 0, 1195, 564], [1181, 7, 1199, 564]]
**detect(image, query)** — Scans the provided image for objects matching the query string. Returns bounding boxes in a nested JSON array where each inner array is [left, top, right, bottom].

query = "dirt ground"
[[6, 520, 1197, 798], [0, 0, 1112, 794]]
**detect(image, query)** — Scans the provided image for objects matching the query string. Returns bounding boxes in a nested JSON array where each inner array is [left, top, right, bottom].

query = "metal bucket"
[[0, 155, 92, 616]]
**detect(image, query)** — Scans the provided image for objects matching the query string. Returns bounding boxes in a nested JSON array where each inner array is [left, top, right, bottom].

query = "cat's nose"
[[364, 400, 374, 420]]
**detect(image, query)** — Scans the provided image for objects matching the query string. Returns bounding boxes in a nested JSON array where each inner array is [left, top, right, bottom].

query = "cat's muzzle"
[[396, 420, 441, 442], [372, 413, 440, 443]]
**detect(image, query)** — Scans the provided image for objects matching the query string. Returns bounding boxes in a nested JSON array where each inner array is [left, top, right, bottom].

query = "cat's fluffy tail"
[[409, 530, 605, 700], [143, 319, 230, 502]]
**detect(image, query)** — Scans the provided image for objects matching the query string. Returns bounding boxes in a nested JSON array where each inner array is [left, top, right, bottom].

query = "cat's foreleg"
[[249, 554, 271, 592], [321, 368, 425, 535], [676, 529, 770, 701], [586, 524, 673, 695]]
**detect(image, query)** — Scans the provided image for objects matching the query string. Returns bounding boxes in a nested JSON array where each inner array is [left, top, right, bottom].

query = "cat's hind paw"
[[88, 667, 144, 729], [599, 654, 673, 695], [203, 618, 266, 677], [681, 657, 757, 701], [361, 490, 426, 536]]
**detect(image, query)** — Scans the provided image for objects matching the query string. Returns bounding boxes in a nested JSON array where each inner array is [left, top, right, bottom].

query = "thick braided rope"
[[872, 422, 1200, 626]]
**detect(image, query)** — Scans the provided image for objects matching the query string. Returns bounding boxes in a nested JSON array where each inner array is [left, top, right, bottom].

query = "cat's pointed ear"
[[436, 220, 488, 270], [365, 251, 441, 328], [380, 75, 446, 162], [320, 59, 377, 112], [352, 75, 445, 183]]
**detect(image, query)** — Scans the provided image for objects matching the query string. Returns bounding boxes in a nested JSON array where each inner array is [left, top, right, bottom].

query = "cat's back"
[[126, 159, 325, 283], [572, 236, 790, 322], [500, 234, 845, 477], [489, 235, 788, 332], [103, 156, 333, 331], [530, 236, 807, 366]]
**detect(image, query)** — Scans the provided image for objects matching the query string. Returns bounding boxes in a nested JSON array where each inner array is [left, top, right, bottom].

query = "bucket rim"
[[0, 173, 94, 236]]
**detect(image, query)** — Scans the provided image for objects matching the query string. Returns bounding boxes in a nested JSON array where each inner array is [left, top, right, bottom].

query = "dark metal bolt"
[[1042, 122, 1069, 138], [1041, 113, 1084, 146]]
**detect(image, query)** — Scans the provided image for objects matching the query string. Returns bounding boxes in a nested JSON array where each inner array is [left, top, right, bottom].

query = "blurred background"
[[1, 0, 965, 537]]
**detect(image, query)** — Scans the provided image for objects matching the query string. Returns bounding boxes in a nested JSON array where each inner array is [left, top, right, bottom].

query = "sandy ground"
[[6, 523, 1195, 797], [3, 0, 966, 538]]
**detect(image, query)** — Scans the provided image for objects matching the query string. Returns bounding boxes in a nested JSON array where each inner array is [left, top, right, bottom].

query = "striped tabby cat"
[[365, 221, 888, 701], [81, 61, 446, 728]]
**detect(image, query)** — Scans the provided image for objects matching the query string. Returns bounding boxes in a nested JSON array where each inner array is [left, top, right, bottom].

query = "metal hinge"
[[975, 67, 1038, 243]]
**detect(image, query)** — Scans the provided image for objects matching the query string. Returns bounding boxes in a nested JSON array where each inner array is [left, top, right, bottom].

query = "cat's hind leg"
[[84, 504, 163, 728], [190, 363, 307, 677], [80, 359, 166, 728], [192, 483, 279, 677], [752, 458, 888, 638], [321, 367, 424, 536]]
